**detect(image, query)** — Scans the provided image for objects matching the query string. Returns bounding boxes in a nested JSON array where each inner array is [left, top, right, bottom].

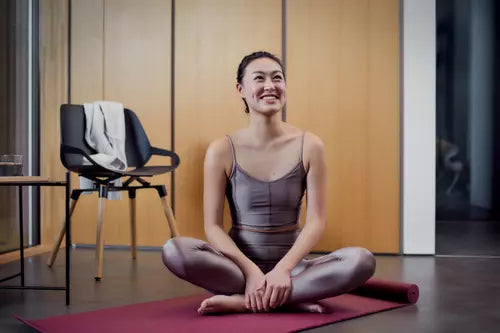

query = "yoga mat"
[[16, 278, 419, 333]]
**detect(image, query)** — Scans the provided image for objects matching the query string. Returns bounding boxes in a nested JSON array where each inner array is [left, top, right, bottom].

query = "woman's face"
[[237, 57, 286, 115]]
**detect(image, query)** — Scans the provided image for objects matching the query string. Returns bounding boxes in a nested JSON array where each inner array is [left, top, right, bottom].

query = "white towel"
[[81, 101, 127, 200]]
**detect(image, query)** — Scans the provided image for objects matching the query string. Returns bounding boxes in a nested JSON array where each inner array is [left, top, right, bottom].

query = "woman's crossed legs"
[[162, 237, 375, 314]]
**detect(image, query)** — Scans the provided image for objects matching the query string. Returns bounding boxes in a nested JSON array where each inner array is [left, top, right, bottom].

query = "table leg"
[[18, 185, 25, 287], [65, 172, 71, 305]]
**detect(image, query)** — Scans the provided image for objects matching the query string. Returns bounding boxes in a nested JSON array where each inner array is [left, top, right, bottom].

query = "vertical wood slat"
[[40, 0, 69, 247], [287, 0, 400, 253], [70, 0, 172, 246], [174, 0, 283, 239], [69, 0, 104, 244]]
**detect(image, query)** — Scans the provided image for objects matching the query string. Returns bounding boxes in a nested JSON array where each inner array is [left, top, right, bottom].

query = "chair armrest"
[[150, 147, 180, 169], [60, 144, 119, 173], [60, 144, 99, 166]]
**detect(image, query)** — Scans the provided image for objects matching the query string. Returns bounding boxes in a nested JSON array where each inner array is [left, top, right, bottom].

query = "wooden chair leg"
[[47, 197, 79, 267], [95, 187, 107, 281], [159, 195, 179, 238], [129, 190, 137, 260]]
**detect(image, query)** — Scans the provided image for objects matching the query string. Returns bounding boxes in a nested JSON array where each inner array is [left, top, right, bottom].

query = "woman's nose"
[[263, 79, 274, 90]]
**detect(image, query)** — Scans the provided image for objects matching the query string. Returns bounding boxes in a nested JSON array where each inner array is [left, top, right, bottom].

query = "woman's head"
[[236, 51, 286, 115]]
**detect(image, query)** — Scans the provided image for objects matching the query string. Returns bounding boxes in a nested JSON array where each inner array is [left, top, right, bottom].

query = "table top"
[[0, 176, 66, 185]]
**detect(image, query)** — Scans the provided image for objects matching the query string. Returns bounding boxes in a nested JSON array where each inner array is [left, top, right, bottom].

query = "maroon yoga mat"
[[16, 278, 419, 333]]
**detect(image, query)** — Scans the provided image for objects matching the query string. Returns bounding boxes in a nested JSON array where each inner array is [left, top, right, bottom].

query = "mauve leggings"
[[162, 231, 376, 305]]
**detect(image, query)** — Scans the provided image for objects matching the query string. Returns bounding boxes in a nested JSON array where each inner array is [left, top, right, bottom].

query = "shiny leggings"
[[162, 236, 376, 305]]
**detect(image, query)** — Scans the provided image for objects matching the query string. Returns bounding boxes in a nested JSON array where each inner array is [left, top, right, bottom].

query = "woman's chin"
[[251, 105, 283, 116]]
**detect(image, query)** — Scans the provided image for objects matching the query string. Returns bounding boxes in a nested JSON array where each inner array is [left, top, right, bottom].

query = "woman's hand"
[[263, 267, 292, 310], [244, 268, 267, 312]]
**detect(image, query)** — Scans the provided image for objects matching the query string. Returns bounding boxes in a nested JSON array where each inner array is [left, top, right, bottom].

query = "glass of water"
[[0, 155, 23, 176]]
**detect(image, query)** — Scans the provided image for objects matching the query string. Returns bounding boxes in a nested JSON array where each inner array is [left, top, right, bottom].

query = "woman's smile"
[[260, 94, 279, 103]]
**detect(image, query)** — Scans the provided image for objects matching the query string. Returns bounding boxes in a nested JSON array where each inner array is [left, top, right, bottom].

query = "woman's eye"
[[255, 76, 264, 80], [273, 76, 283, 80]]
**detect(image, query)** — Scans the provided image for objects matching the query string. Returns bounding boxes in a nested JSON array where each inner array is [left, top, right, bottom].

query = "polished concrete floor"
[[436, 220, 500, 256], [1, 248, 500, 332]]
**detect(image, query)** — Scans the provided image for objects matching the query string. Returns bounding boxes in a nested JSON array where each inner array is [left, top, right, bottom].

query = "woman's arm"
[[203, 138, 267, 312], [203, 138, 260, 276], [263, 133, 327, 308], [274, 133, 327, 272]]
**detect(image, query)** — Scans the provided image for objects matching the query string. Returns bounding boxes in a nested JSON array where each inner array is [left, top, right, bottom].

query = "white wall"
[[402, 0, 436, 254]]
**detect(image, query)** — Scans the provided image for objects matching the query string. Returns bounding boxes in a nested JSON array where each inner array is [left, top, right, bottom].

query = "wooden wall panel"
[[40, 0, 69, 247], [70, 0, 172, 246], [46, 0, 400, 253], [175, 0, 282, 239], [103, 0, 172, 246], [287, 0, 400, 253], [69, 0, 104, 245]]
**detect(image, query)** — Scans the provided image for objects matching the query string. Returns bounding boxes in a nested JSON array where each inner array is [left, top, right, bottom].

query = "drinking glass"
[[0, 155, 23, 176]]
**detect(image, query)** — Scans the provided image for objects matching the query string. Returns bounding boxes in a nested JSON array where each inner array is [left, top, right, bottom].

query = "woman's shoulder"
[[282, 124, 324, 150], [281, 124, 321, 142], [303, 131, 324, 149], [205, 136, 235, 176], [300, 130, 325, 167], [206, 136, 232, 159]]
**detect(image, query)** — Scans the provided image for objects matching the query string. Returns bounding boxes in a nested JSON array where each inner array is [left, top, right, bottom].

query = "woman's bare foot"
[[197, 295, 327, 315], [197, 294, 247, 315], [283, 302, 327, 313]]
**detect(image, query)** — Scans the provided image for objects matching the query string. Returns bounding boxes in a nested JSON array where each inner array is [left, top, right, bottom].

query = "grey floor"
[[1, 248, 500, 333], [436, 220, 500, 256]]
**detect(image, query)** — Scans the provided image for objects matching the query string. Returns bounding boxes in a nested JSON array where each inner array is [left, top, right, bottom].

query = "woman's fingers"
[[262, 286, 273, 311], [269, 287, 281, 308], [278, 288, 287, 307], [280, 287, 291, 306], [250, 294, 257, 313], [255, 291, 264, 312], [245, 293, 250, 310]]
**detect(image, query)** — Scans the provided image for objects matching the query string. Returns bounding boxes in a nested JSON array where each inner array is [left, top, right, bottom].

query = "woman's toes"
[[198, 298, 211, 313], [309, 303, 325, 313]]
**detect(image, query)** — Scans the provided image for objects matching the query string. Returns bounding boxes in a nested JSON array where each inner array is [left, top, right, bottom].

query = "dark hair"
[[236, 51, 285, 113]]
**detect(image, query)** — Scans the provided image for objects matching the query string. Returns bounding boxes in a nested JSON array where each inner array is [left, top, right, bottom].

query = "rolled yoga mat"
[[16, 278, 419, 333], [349, 278, 419, 304]]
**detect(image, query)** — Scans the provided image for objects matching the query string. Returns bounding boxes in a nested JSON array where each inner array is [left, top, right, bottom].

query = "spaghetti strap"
[[226, 135, 237, 177], [226, 135, 237, 163], [300, 131, 306, 162]]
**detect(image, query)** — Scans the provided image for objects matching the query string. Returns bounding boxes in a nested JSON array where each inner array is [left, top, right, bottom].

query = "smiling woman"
[[236, 51, 286, 114], [161, 51, 376, 316]]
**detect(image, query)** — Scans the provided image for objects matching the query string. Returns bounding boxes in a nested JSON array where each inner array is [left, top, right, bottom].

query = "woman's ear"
[[236, 83, 244, 97]]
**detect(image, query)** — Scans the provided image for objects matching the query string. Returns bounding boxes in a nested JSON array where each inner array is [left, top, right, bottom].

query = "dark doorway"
[[436, 0, 500, 255]]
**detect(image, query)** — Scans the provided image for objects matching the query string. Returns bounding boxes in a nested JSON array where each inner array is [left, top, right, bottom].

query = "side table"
[[0, 173, 71, 305]]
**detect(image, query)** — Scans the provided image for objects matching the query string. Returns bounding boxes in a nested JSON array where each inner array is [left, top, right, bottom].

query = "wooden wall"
[[175, 0, 282, 239], [40, 0, 400, 253], [69, 0, 172, 246], [40, 0, 69, 249], [287, 0, 400, 253]]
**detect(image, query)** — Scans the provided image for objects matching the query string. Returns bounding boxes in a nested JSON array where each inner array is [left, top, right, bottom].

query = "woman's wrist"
[[242, 261, 262, 277], [274, 261, 293, 274]]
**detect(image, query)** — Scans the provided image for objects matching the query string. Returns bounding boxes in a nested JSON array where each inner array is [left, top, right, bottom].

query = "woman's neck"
[[247, 111, 284, 143]]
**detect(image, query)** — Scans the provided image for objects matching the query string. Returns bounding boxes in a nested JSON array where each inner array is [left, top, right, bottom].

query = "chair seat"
[[124, 165, 177, 176], [70, 165, 176, 178], [69, 165, 119, 178]]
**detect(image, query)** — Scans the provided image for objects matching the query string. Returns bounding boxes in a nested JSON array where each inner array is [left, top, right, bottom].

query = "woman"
[[162, 51, 375, 315]]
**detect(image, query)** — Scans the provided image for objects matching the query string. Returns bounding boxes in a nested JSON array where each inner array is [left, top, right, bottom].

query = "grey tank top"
[[225, 133, 307, 232]]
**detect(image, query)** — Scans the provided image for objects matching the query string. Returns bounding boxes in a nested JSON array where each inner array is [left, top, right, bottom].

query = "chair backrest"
[[123, 108, 151, 167], [60, 104, 152, 169]]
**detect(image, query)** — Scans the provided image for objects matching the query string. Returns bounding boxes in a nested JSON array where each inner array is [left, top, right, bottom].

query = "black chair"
[[47, 104, 180, 280]]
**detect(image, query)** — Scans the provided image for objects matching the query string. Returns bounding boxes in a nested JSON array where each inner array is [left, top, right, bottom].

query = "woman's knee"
[[162, 237, 201, 278], [351, 247, 376, 281]]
